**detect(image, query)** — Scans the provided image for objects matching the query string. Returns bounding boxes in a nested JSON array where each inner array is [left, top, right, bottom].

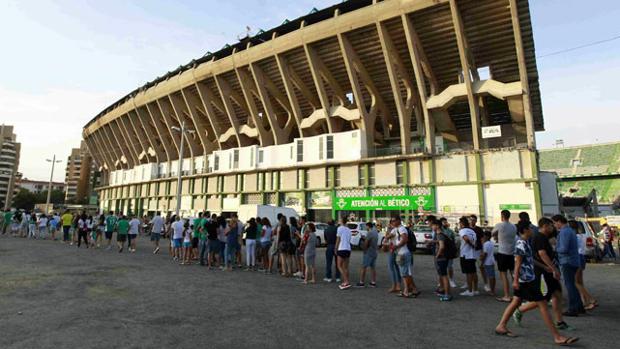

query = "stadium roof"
[[539, 141, 620, 178]]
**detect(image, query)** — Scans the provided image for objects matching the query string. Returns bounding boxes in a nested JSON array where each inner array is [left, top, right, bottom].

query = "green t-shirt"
[[193, 218, 202, 238], [105, 216, 118, 232], [5, 212, 13, 223], [117, 219, 129, 235], [199, 218, 209, 240]]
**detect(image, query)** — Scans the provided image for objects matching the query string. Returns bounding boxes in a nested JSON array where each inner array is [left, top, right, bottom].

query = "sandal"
[[556, 337, 579, 346], [397, 292, 413, 298], [496, 297, 511, 303], [411, 291, 421, 298], [495, 329, 518, 337]]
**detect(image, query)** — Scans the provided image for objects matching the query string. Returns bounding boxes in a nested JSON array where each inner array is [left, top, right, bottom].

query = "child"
[[302, 223, 317, 284], [494, 221, 578, 345], [181, 221, 192, 265], [481, 230, 496, 295]]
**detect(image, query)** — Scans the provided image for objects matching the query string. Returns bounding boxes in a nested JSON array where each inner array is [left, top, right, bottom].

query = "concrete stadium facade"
[[83, 0, 545, 225]]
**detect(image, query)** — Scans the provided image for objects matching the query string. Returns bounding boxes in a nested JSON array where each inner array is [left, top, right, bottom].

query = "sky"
[[1, 0, 619, 182]]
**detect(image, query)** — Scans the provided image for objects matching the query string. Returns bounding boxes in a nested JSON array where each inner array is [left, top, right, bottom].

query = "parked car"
[[575, 218, 602, 262], [346, 222, 368, 249], [412, 224, 433, 253], [302, 222, 327, 247]]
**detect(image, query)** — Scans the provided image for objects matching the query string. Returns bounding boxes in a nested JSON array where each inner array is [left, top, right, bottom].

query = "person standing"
[[104, 211, 118, 250], [357, 222, 378, 287], [383, 218, 402, 294], [470, 215, 485, 293], [493, 210, 517, 302], [224, 215, 241, 271], [206, 214, 220, 269], [244, 217, 258, 271], [392, 215, 419, 298], [481, 231, 497, 296], [217, 216, 227, 269], [458, 216, 478, 297], [76, 214, 89, 248], [574, 221, 597, 310], [28, 212, 37, 239], [323, 219, 341, 283], [441, 217, 458, 288], [432, 219, 455, 301], [494, 222, 578, 346], [259, 217, 272, 272], [198, 212, 210, 266], [171, 216, 184, 261], [302, 223, 317, 284], [192, 213, 203, 261], [95, 214, 105, 248], [553, 215, 584, 317], [115, 215, 129, 252], [128, 215, 141, 253], [277, 215, 293, 277], [150, 212, 164, 254], [335, 218, 352, 290], [38, 214, 49, 240]]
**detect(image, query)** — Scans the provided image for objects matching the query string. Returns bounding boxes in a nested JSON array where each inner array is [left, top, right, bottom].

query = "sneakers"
[[459, 290, 474, 297], [513, 309, 523, 327], [439, 295, 453, 302], [323, 278, 333, 283], [484, 284, 491, 292], [449, 279, 457, 288], [355, 282, 365, 288], [369, 282, 377, 288], [338, 284, 352, 290], [336, 278, 341, 283]]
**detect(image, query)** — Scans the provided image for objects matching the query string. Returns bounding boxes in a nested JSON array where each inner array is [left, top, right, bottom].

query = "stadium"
[[82, 0, 545, 225]]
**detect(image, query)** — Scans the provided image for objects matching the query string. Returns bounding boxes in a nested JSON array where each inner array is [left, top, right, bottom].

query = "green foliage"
[[12, 189, 65, 211]]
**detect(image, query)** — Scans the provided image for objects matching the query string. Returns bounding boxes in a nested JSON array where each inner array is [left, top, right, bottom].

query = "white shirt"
[[393, 225, 410, 255], [129, 218, 141, 235], [577, 234, 587, 255], [336, 225, 352, 251], [483, 240, 495, 266], [459, 228, 477, 259], [77, 219, 85, 229], [172, 220, 184, 239], [151, 215, 164, 234], [38, 217, 48, 227]]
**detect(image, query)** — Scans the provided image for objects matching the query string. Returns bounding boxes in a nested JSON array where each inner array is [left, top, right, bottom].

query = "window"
[[325, 167, 332, 187], [319, 138, 324, 160], [257, 172, 264, 191], [304, 169, 310, 189], [213, 155, 219, 171], [229, 152, 233, 169], [297, 140, 304, 162], [274, 171, 280, 190], [233, 149, 239, 169], [297, 169, 304, 189], [258, 149, 264, 164], [335, 166, 341, 187], [250, 147, 254, 167], [396, 161, 405, 185], [218, 176, 224, 192], [368, 163, 375, 186], [346, 92, 354, 104], [326, 135, 334, 159], [358, 165, 366, 186], [290, 146, 293, 160], [236, 174, 243, 192]]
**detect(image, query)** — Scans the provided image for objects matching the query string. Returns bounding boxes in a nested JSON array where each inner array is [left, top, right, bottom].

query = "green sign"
[[334, 194, 435, 211], [499, 204, 532, 210]]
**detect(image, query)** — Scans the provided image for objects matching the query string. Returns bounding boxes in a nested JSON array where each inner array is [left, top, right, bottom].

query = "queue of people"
[[3, 207, 605, 346]]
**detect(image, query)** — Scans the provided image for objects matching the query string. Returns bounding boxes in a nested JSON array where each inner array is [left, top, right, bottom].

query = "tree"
[[12, 188, 37, 211], [36, 190, 65, 205]]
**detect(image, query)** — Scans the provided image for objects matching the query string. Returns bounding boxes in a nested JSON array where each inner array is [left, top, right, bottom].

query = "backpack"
[[473, 227, 483, 251], [406, 227, 417, 252], [441, 232, 458, 260]]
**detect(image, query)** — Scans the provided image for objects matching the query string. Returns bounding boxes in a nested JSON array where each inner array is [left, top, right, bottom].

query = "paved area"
[[1, 235, 618, 349]]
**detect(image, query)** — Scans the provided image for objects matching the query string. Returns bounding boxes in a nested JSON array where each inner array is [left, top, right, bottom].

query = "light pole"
[[171, 121, 195, 217], [45, 155, 62, 213]]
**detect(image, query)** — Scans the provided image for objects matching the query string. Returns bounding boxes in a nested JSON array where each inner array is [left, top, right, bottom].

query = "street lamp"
[[171, 121, 195, 217], [45, 155, 62, 213]]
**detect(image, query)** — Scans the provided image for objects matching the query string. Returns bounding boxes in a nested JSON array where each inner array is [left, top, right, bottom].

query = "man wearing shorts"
[[458, 216, 478, 297], [206, 214, 219, 268], [495, 222, 578, 346], [150, 212, 164, 254], [128, 215, 141, 253], [61, 210, 73, 243], [171, 216, 184, 261], [493, 210, 517, 302], [432, 219, 453, 301], [393, 216, 418, 298], [357, 222, 378, 288], [513, 217, 572, 330], [116, 215, 129, 253], [335, 219, 352, 290], [104, 211, 118, 250]]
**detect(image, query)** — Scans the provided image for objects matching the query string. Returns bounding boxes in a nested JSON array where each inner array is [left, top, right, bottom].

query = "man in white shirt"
[[171, 216, 184, 261], [128, 215, 141, 253], [150, 212, 164, 254], [458, 216, 478, 296], [335, 218, 352, 290], [492, 210, 517, 302]]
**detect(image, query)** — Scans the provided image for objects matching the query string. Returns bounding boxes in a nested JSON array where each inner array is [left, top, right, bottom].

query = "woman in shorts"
[[181, 221, 192, 265], [260, 218, 273, 271]]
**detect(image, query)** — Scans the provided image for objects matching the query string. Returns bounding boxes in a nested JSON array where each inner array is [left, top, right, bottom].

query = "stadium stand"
[[540, 142, 620, 203]]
